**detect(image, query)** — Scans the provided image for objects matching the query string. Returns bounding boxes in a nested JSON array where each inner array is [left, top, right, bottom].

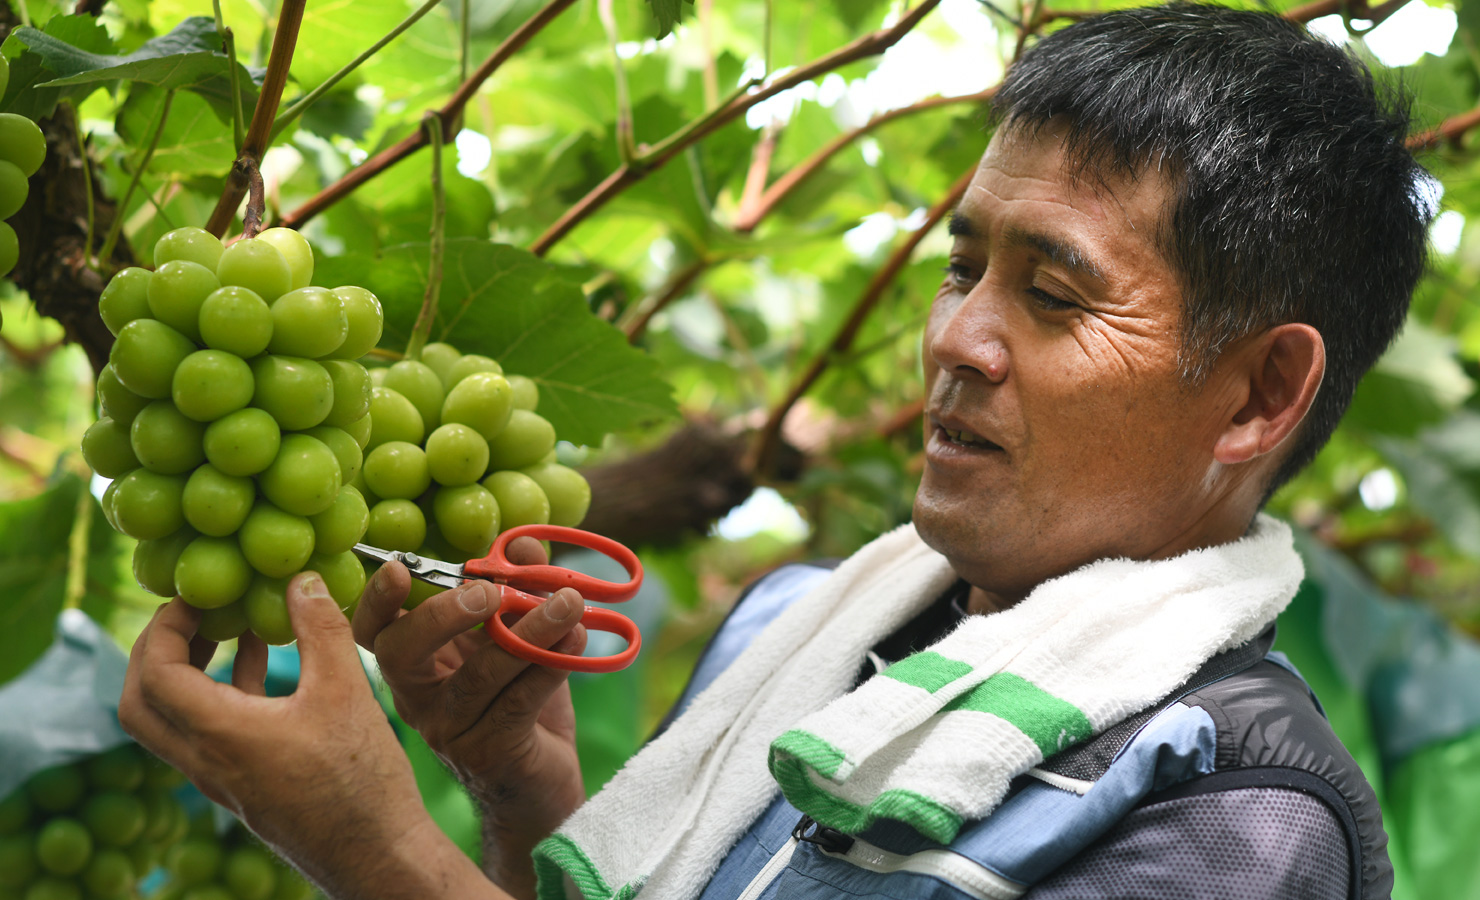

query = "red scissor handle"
[[486, 586, 642, 673], [463, 524, 642, 602]]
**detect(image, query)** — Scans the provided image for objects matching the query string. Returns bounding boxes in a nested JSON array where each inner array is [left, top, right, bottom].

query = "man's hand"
[[119, 572, 496, 900], [352, 537, 588, 898]]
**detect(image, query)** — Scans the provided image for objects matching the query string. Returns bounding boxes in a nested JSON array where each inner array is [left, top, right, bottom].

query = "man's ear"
[[1213, 324, 1325, 465]]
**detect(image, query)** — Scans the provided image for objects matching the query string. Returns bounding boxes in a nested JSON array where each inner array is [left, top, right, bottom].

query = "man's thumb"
[[287, 570, 361, 684]]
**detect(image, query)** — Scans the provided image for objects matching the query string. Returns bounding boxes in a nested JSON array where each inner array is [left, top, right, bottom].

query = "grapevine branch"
[[241, 158, 266, 239], [750, 164, 975, 476], [1409, 105, 1480, 150], [205, 0, 307, 236], [1284, 0, 1412, 26], [278, 0, 581, 230], [406, 113, 448, 362], [621, 259, 709, 342], [735, 88, 996, 233], [528, 0, 945, 256]]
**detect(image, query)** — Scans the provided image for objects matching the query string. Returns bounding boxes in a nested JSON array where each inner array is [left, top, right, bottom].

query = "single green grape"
[[173, 350, 255, 422], [153, 226, 224, 271], [348, 468, 378, 506], [217, 238, 292, 304], [197, 600, 250, 642], [382, 360, 444, 431], [242, 576, 294, 645], [365, 499, 425, 551], [443, 353, 502, 390], [0, 220, 14, 275], [198, 286, 272, 358], [35, 817, 92, 875], [482, 470, 550, 529], [433, 484, 499, 555], [140, 790, 182, 843], [304, 425, 363, 484], [343, 412, 372, 450], [268, 287, 347, 358], [0, 222, 14, 277], [182, 464, 254, 536], [362, 441, 430, 500], [507, 374, 539, 411], [203, 407, 281, 477], [110, 469, 187, 540], [0, 113, 46, 177], [485, 409, 556, 471], [320, 359, 371, 427], [80, 791, 146, 847], [0, 159, 29, 219], [306, 550, 366, 613], [250, 355, 332, 430], [81, 418, 140, 478], [96, 364, 151, 426], [327, 286, 383, 359], [131, 528, 197, 596], [309, 485, 369, 555], [0, 54, 9, 104], [130, 400, 205, 475], [97, 268, 154, 336], [175, 535, 254, 609], [255, 228, 314, 291], [222, 844, 279, 900], [270, 865, 317, 900], [425, 423, 489, 487], [0, 832, 35, 887], [366, 387, 424, 449], [258, 433, 341, 516], [28, 765, 85, 814], [419, 342, 462, 388], [440, 372, 513, 442], [83, 745, 145, 793], [147, 260, 220, 342], [109, 318, 196, 400], [100, 478, 121, 531], [80, 847, 134, 899], [165, 836, 221, 887], [238, 501, 315, 578]]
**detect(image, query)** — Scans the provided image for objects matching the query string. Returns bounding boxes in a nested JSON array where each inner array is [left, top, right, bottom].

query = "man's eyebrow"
[[1002, 226, 1106, 283], [947, 210, 978, 239]]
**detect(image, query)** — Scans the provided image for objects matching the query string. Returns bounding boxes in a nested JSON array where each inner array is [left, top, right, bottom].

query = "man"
[[119, 4, 1428, 899]]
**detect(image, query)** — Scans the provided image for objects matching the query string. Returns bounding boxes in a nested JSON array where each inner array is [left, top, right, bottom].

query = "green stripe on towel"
[[880, 651, 974, 693], [771, 728, 850, 779], [769, 742, 966, 843], [533, 833, 639, 900], [943, 672, 1094, 757]]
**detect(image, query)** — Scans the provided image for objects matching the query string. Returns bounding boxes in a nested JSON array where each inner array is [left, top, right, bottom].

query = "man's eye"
[[943, 263, 979, 289], [1027, 286, 1076, 311]]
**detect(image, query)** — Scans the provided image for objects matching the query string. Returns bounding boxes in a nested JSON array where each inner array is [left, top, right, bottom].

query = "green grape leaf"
[[0, 15, 115, 119], [315, 239, 677, 445], [23, 17, 261, 116], [116, 86, 237, 178], [645, 0, 695, 38], [0, 476, 84, 686]]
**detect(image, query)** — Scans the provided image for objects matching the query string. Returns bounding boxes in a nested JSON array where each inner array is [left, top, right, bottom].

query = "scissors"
[[353, 524, 643, 673]]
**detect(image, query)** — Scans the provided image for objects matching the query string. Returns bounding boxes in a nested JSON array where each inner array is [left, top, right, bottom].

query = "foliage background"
[[3, 0, 1480, 894]]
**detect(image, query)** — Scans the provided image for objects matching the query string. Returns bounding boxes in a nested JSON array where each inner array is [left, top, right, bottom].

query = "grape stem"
[[241, 157, 266, 240], [98, 90, 175, 265], [63, 476, 93, 611], [205, 0, 307, 237], [405, 112, 447, 363]]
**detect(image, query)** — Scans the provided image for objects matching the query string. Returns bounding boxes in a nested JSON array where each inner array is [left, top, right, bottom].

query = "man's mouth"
[[936, 424, 1002, 451]]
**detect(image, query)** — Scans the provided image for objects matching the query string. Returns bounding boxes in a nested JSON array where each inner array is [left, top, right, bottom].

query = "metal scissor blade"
[[352, 544, 467, 591]]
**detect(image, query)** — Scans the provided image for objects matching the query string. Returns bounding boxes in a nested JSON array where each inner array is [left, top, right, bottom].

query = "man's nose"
[[928, 289, 1009, 384]]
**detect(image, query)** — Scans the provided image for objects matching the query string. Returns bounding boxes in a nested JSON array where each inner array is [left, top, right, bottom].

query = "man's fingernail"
[[301, 572, 330, 599], [544, 593, 571, 619], [459, 582, 489, 614]]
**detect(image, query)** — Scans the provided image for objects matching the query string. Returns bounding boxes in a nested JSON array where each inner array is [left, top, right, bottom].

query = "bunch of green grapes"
[[0, 743, 191, 900], [357, 342, 592, 603], [83, 226, 383, 643], [0, 56, 47, 278], [151, 818, 317, 900]]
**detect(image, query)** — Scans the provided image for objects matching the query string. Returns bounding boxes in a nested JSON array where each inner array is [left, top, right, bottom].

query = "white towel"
[[533, 514, 1303, 900]]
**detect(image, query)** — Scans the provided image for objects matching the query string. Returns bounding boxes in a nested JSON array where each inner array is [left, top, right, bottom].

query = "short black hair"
[[992, 3, 1431, 495]]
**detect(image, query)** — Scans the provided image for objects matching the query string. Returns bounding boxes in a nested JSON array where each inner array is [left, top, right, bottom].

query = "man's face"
[[914, 126, 1247, 604]]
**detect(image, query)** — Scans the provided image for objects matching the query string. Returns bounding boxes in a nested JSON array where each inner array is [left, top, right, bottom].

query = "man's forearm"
[[479, 802, 551, 900], [290, 815, 516, 900]]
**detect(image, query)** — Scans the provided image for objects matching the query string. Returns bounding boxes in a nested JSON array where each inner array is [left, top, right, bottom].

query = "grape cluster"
[[153, 819, 316, 900], [83, 226, 383, 643], [0, 744, 191, 900], [0, 56, 47, 278], [358, 343, 591, 602]]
